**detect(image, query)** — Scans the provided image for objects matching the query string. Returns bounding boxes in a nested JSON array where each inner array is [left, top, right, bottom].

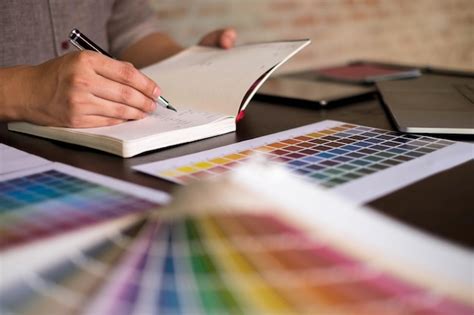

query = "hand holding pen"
[[69, 29, 176, 112], [3, 26, 238, 128], [12, 29, 176, 128], [15, 49, 164, 128]]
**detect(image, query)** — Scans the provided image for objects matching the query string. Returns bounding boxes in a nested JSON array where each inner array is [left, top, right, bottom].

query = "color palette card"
[[0, 162, 170, 289], [134, 120, 473, 204], [1, 160, 472, 314], [85, 162, 473, 315], [0, 219, 149, 315], [80, 213, 474, 315]]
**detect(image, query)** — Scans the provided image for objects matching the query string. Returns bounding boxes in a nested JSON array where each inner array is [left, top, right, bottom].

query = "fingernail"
[[151, 100, 157, 112], [153, 86, 161, 100], [225, 29, 236, 40]]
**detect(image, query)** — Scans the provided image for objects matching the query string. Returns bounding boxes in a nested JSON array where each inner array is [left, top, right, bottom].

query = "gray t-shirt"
[[0, 0, 160, 67]]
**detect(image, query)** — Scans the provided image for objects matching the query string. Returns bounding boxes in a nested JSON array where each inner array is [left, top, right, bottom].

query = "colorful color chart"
[[134, 120, 473, 203], [0, 158, 169, 314], [3, 213, 471, 315], [0, 220, 147, 315], [1, 144, 472, 315], [0, 167, 163, 251]]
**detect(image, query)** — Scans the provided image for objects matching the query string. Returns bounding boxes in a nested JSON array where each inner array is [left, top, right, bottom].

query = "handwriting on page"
[[79, 106, 231, 141], [151, 106, 228, 127]]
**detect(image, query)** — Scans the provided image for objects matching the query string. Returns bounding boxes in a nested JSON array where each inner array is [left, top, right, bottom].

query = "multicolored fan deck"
[[2, 212, 472, 315], [0, 169, 158, 250]]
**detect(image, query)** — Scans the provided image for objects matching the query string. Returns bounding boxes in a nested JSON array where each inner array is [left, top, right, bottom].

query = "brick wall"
[[151, 0, 474, 72]]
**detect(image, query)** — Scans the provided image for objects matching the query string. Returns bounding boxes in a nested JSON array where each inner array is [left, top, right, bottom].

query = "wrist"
[[0, 65, 37, 121], [120, 33, 184, 68]]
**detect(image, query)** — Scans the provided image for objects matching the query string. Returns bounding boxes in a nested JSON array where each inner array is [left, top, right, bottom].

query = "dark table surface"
[[1, 95, 473, 249]]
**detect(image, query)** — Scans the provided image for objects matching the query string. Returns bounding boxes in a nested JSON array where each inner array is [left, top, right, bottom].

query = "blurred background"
[[150, 0, 474, 73]]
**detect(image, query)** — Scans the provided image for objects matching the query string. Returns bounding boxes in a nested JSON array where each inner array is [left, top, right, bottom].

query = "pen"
[[69, 28, 177, 112]]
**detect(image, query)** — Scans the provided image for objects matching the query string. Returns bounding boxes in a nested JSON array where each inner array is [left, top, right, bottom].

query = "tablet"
[[257, 76, 374, 106]]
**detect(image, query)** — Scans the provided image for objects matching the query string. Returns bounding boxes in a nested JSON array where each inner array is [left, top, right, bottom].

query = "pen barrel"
[[69, 29, 113, 58]]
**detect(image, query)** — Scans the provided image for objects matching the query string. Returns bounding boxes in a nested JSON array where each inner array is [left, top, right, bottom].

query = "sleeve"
[[106, 0, 161, 56]]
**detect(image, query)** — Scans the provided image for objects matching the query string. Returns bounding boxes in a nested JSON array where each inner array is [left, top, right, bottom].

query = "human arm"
[[0, 0, 237, 128], [0, 51, 160, 127], [0, 27, 237, 127]]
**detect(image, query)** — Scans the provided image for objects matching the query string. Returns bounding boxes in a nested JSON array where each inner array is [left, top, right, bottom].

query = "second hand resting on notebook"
[[0, 28, 237, 128]]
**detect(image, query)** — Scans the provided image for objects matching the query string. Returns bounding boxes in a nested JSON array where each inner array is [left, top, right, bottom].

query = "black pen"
[[69, 28, 177, 112]]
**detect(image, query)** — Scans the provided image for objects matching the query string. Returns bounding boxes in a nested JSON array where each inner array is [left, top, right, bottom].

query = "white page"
[[0, 144, 51, 175], [141, 40, 310, 116], [134, 120, 474, 205], [50, 106, 230, 142]]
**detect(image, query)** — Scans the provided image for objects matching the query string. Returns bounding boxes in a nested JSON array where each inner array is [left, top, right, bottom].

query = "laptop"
[[377, 74, 474, 135]]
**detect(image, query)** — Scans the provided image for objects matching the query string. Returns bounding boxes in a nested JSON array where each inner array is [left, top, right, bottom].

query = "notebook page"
[[62, 106, 231, 142], [141, 40, 310, 116]]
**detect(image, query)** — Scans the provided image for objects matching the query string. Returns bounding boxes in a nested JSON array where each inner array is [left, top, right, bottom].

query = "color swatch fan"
[[2, 162, 472, 315], [0, 162, 169, 294]]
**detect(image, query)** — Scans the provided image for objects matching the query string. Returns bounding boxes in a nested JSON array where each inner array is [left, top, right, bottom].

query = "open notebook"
[[9, 40, 310, 158]]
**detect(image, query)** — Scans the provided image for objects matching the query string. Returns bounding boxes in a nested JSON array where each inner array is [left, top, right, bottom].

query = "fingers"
[[92, 56, 160, 101], [90, 75, 156, 114], [59, 93, 145, 128], [199, 28, 237, 49], [62, 52, 157, 127], [70, 116, 126, 128], [82, 96, 149, 121], [64, 95, 146, 128], [219, 28, 237, 49]]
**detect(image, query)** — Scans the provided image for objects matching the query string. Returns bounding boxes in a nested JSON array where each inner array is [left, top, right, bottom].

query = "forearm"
[[119, 32, 184, 69], [0, 66, 35, 121]]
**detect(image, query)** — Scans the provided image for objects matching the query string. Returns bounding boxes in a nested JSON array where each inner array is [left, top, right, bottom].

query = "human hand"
[[22, 51, 160, 128], [198, 27, 237, 49]]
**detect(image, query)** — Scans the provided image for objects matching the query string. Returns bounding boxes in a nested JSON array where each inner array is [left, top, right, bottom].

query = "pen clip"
[[69, 29, 84, 50], [69, 39, 84, 51], [68, 28, 112, 58]]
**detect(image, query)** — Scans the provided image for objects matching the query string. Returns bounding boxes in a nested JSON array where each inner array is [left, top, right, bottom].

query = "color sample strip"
[[0, 219, 147, 315], [183, 218, 245, 314], [85, 217, 287, 314], [135, 120, 462, 190], [83, 222, 162, 315], [156, 224, 182, 314], [0, 169, 159, 250], [198, 213, 473, 315], [196, 215, 294, 314], [170, 223, 204, 315], [80, 213, 473, 315], [85, 222, 185, 315]]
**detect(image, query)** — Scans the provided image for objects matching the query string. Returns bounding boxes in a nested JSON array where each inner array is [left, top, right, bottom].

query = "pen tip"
[[168, 105, 177, 112]]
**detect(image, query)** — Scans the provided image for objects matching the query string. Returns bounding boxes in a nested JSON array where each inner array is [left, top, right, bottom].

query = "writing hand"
[[22, 51, 160, 128]]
